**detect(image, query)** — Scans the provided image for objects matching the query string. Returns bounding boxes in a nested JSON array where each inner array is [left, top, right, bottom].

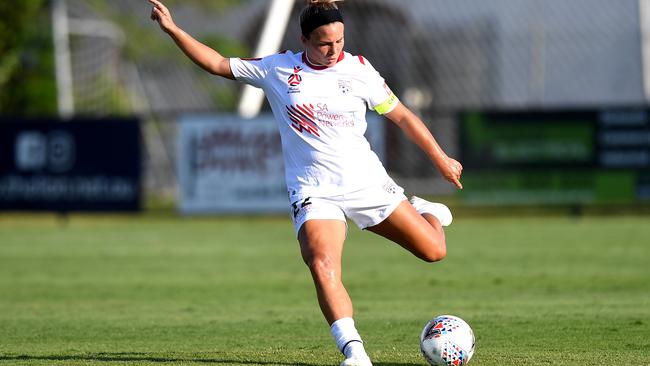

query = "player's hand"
[[149, 0, 176, 33], [438, 156, 463, 189]]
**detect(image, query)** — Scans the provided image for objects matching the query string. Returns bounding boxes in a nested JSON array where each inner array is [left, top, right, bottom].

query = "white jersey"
[[230, 50, 399, 203]]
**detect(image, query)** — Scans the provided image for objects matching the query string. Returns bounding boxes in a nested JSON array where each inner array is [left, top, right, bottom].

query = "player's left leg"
[[366, 199, 448, 262]]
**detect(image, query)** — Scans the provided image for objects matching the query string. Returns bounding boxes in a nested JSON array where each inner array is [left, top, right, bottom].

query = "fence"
[[59, 0, 647, 201]]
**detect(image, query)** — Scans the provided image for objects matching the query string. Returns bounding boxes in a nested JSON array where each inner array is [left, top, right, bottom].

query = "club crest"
[[338, 79, 352, 94]]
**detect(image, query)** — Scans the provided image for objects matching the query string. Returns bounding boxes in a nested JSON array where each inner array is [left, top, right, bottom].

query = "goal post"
[[237, 0, 296, 119]]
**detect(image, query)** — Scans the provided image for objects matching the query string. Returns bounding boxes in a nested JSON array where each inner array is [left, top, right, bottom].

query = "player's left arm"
[[384, 102, 463, 189]]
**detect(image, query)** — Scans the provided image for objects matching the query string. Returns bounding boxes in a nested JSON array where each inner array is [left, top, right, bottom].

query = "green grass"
[[0, 213, 649, 365]]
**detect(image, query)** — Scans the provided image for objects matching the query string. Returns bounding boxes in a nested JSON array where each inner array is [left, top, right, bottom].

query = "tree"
[[0, 0, 57, 116]]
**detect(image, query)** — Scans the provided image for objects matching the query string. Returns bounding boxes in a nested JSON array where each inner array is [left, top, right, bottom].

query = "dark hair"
[[300, 0, 344, 38]]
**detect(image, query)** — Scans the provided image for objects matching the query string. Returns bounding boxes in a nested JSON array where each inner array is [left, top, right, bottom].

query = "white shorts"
[[289, 178, 407, 234]]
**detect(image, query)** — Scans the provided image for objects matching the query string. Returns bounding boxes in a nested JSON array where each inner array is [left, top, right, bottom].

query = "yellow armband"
[[374, 93, 399, 115]]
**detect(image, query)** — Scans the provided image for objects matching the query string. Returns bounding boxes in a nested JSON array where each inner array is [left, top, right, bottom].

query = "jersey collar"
[[302, 51, 345, 70]]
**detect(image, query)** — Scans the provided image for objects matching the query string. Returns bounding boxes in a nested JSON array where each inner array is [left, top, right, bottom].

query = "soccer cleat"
[[409, 196, 453, 226], [340, 355, 373, 366]]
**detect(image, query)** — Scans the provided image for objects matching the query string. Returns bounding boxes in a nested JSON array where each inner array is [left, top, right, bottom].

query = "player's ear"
[[300, 34, 308, 46]]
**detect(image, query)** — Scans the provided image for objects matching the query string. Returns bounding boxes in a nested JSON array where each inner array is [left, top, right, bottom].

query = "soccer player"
[[150, 0, 463, 365]]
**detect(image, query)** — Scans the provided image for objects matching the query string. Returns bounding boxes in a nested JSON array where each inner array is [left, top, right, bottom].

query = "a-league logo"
[[288, 66, 303, 87]]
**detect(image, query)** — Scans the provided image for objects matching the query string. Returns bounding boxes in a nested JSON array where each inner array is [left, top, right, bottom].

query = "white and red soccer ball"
[[420, 315, 475, 366]]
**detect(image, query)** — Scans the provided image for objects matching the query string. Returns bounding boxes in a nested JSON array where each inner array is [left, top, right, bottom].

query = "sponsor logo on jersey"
[[286, 104, 320, 137], [287, 66, 303, 94], [315, 103, 354, 128]]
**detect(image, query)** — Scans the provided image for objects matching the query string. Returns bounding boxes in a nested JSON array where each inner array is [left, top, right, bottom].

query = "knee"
[[418, 238, 447, 263], [304, 254, 338, 282]]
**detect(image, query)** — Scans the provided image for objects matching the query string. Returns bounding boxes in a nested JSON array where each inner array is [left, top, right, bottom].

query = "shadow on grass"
[[0, 353, 421, 366], [0, 353, 306, 365]]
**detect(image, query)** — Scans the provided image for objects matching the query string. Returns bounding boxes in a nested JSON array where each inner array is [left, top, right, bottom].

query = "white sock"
[[410, 196, 453, 226], [330, 317, 367, 358]]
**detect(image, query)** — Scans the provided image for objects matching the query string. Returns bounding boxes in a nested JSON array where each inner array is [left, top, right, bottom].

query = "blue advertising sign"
[[0, 118, 141, 211]]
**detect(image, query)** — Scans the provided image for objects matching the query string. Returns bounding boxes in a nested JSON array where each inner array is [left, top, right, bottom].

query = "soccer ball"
[[420, 315, 475, 366]]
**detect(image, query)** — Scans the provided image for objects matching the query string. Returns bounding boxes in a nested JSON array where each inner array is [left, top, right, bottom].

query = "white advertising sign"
[[177, 113, 385, 214], [177, 114, 287, 214]]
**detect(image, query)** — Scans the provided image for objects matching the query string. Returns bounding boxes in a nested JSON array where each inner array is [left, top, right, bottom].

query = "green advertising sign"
[[458, 109, 650, 205]]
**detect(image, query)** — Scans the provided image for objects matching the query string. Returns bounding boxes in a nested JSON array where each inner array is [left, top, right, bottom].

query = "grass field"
[[0, 213, 649, 365]]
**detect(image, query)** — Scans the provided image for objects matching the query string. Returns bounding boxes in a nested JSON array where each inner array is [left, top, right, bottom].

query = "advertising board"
[[177, 114, 386, 214], [459, 109, 650, 205], [0, 118, 141, 211]]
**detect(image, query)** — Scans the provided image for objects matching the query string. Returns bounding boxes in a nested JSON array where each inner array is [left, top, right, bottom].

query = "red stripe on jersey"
[[286, 104, 320, 137], [357, 55, 365, 65], [294, 103, 315, 119], [287, 104, 318, 129], [288, 115, 320, 137]]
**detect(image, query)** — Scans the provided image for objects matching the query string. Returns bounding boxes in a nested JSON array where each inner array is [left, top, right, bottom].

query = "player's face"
[[302, 22, 345, 67]]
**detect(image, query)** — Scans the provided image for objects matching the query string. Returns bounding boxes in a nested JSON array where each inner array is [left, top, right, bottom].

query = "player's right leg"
[[298, 219, 350, 324]]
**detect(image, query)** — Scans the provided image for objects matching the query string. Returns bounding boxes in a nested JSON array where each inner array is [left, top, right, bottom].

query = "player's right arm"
[[149, 0, 234, 80]]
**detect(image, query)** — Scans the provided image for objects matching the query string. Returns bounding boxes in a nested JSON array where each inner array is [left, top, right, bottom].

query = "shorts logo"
[[292, 197, 312, 220], [287, 66, 303, 93], [383, 180, 397, 195]]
